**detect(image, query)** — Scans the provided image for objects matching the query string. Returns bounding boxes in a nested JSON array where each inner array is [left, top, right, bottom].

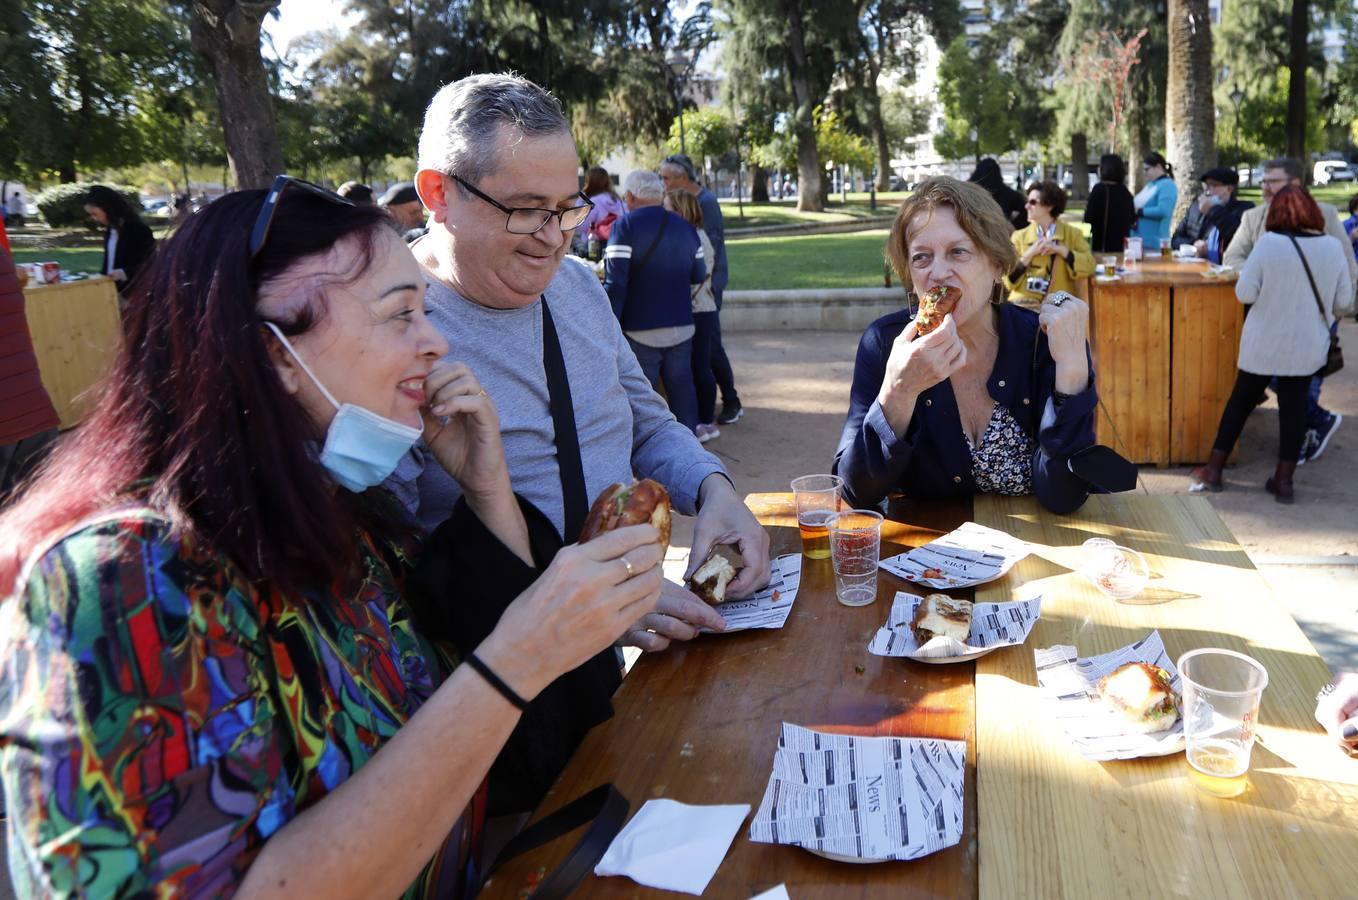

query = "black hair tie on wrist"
[[466, 653, 529, 711]]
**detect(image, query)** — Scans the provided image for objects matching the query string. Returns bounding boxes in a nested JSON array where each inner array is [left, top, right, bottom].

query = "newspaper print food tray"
[[748, 723, 965, 863], [868, 592, 1042, 663], [1034, 630, 1186, 761], [700, 553, 802, 634], [878, 522, 1030, 590]]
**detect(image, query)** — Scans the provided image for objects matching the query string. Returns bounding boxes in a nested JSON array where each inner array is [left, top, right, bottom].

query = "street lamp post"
[[1229, 86, 1245, 185], [667, 54, 695, 159]]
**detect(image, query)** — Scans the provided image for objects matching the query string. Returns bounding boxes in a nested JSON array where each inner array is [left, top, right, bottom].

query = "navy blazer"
[[833, 302, 1097, 514]]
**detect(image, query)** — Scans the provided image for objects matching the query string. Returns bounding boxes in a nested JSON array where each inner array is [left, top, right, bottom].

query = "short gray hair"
[[417, 73, 571, 187], [1263, 157, 1304, 182], [622, 170, 664, 201]]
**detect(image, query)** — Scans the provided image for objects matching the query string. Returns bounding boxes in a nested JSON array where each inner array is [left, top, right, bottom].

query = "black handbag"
[[1286, 235, 1344, 378]]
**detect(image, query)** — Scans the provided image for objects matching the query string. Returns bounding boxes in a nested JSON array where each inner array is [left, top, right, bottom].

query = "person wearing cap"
[[380, 181, 428, 241], [1183, 167, 1253, 263]]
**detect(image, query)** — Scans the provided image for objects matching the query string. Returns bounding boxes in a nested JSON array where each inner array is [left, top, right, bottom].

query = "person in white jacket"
[[1190, 187, 1349, 502], [1223, 158, 1357, 463]]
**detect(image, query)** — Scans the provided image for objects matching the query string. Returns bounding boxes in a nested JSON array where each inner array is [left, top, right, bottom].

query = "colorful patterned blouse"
[[0, 507, 475, 898]]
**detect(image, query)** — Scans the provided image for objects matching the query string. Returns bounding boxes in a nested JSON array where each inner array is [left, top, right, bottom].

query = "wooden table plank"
[[974, 494, 1358, 900], [483, 494, 979, 899], [1171, 284, 1244, 464], [23, 277, 121, 429]]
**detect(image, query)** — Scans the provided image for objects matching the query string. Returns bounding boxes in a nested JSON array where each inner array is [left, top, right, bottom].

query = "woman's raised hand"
[[879, 313, 968, 407], [421, 361, 509, 501], [479, 525, 665, 699]]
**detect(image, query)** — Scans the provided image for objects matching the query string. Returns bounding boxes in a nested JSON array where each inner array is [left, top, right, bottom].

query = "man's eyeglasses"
[[448, 173, 592, 235], [250, 174, 353, 259]]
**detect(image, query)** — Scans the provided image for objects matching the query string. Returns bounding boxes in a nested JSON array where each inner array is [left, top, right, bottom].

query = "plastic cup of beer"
[[1102, 254, 1118, 272], [790, 474, 843, 560], [828, 509, 883, 607], [1159, 237, 1173, 259], [1179, 648, 1269, 798]]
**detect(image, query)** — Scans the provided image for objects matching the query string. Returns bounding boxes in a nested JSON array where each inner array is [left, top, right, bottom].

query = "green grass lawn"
[[727, 228, 892, 291], [722, 198, 898, 231], [13, 247, 105, 273]]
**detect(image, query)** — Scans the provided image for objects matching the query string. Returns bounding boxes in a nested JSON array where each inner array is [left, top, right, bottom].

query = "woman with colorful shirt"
[[0, 181, 663, 897], [834, 177, 1098, 515]]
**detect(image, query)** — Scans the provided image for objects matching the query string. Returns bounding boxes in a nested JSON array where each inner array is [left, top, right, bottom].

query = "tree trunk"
[[1285, 0, 1309, 164], [190, 1, 284, 190], [1166, 0, 1216, 226], [752, 165, 769, 202], [782, 0, 823, 212], [1071, 132, 1090, 200], [870, 95, 891, 191]]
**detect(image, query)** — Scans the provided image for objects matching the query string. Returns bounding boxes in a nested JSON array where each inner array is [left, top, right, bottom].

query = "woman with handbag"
[[1190, 187, 1348, 502]]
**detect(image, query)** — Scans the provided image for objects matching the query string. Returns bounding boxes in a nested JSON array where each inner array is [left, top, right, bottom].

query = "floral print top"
[[965, 402, 1036, 496], [0, 507, 475, 899]]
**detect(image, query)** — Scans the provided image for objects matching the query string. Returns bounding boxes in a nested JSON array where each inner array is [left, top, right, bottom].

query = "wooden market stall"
[[23, 276, 122, 429], [1087, 258, 1242, 466]]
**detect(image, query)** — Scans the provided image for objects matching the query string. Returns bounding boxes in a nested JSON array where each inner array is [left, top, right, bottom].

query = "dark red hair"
[[1265, 186, 1325, 234], [0, 189, 400, 596]]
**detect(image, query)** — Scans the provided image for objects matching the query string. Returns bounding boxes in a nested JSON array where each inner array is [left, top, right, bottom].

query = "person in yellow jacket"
[[1004, 180, 1095, 309]]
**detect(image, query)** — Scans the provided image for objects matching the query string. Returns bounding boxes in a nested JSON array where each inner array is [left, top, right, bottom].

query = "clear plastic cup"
[[790, 474, 843, 560], [1080, 538, 1149, 601], [1102, 254, 1118, 272], [1179, 648, 1269, 798], [828, 509, 882, 607]]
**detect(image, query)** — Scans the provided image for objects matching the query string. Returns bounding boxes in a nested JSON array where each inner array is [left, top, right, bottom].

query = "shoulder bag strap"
[[1285, 234, 1332, 328], [540, 298, 590, 541], [480, 784, 629, 899]]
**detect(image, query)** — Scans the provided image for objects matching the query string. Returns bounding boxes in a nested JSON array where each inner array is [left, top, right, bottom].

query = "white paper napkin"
[[594, 798, 751, 895], [751, 887, 791, 900]]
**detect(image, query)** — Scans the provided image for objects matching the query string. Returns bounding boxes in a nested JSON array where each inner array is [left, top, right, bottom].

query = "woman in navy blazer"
[[834, 177, 1098, 514]]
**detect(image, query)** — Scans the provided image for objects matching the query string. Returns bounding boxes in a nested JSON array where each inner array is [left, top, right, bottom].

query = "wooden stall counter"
[[23, 276, 122, 429], [1088, 258, 1241, 467]]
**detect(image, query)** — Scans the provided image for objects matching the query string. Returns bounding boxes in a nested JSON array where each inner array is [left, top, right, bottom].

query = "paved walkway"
[[670, 321, 1358, 675]]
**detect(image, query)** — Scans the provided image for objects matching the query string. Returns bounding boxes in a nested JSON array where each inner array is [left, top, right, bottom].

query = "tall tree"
[[782, 0, 824, 210], [1285, 0, 1309, 161], [1166, 0, 1215, 224], [189, 0, 285, 189]]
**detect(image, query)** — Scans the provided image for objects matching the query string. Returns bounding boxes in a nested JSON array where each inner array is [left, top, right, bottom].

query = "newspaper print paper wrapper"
[[878, 522, 1030, 590], [1034, 630, 1185, 761], [749, 723, 965, 862], [699, 554, 802, 634], [868, 592, 1042, 659]]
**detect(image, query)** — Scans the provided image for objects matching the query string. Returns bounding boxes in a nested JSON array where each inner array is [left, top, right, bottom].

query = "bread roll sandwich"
[[687, 544, 742, 605], [914, 285, 961, 337], [579, 479, 672, 553], [910, 594, 973, 645], [1097, 662, 1181, 734]]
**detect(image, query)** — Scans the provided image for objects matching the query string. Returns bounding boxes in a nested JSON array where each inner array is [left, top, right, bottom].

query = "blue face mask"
[[265, 322, 424, 492]]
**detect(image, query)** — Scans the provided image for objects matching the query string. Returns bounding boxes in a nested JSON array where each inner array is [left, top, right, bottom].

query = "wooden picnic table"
[[22, 276, 121, 429], [1086, 257, 1242, 467], [482, 492, 1357, 898]]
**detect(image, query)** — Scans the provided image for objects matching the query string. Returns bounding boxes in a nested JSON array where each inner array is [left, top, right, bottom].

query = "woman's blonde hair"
[[664, 189, 704, 228], [886, 177, 1017, 288]]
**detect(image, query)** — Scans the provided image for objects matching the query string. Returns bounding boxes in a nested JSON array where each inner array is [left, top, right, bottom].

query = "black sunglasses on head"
[[250, 174, 354, 259]]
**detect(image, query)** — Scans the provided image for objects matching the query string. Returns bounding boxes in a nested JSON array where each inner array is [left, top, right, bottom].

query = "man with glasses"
[[401, 72, 770, 644], [1224, 158, 1356, 462]]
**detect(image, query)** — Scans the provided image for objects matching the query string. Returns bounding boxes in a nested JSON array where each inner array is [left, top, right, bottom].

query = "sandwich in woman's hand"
[[1097, 662, 1181, 734], [687, 544, 742, 605], [913, 285, 961, 337], [579, 479, 672, 553]]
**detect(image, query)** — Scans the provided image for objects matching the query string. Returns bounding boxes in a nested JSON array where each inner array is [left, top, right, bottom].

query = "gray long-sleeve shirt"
[[389, 255, 728, 537]]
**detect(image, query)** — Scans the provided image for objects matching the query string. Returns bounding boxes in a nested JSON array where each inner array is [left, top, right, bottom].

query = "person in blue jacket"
[[604, 169, 707, 432], [833, 177, 1098, 514], [1131, 152, 1178, 247]]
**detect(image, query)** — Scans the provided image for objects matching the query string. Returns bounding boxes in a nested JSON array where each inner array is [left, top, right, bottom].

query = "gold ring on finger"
[[620, 555, 636, 578], [478, 389, 487, 398]]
